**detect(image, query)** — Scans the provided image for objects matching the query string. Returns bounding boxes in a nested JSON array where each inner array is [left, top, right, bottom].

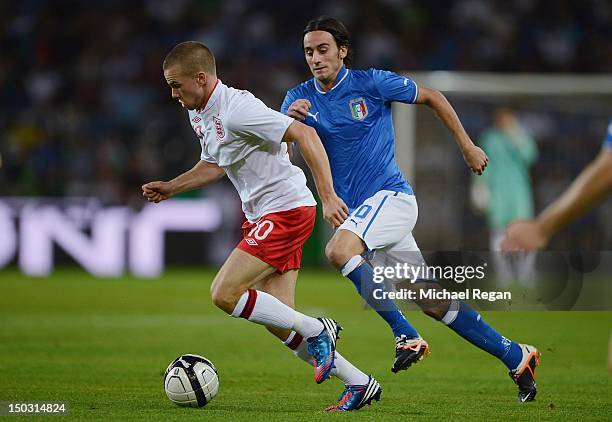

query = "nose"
[[312, 51, 322, 65], [171, 88, 179, 98]]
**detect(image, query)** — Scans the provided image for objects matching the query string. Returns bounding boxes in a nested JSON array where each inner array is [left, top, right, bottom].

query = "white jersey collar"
[[314, 66, 349, 94]]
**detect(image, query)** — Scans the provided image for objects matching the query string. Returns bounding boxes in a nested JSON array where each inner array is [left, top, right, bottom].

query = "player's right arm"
[[141, 160, 225, 203]]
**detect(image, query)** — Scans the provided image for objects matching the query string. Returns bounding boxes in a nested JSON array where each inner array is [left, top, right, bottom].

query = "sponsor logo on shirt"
[[308, 111, 320, 122], [213, 116, 225, 142], [349, 97, 368, 120]]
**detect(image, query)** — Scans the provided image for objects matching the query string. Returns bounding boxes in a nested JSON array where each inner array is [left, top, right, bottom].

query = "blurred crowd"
[[1, 0, 611, 249]]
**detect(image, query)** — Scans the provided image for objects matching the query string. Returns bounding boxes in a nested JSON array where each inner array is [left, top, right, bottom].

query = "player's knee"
[[419, 301, 448, 320], [325, 238, 350, 269], [423, 307, 445, 320], [413, 297, 447, 320], [210, 283, 240, 314]]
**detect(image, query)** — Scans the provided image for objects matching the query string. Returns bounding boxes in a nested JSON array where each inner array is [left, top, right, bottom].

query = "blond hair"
[[163, 41, 216, 76]]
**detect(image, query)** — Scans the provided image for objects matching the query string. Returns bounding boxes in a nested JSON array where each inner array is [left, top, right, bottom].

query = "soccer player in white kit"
[[142, 41, 382, 410]]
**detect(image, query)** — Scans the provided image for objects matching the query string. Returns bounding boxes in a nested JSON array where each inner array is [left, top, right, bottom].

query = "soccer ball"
[[164, 354, 219, 407]]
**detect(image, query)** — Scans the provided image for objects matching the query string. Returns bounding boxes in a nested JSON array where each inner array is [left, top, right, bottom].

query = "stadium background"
[[2, 0, 612, 272], [1, 1, 611, 419]]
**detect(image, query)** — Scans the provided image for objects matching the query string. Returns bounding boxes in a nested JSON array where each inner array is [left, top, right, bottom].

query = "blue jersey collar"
[[314, 66, 349, 94]]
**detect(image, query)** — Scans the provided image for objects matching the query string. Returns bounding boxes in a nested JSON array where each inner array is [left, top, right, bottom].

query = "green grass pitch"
[[1, 268, 611, 420]]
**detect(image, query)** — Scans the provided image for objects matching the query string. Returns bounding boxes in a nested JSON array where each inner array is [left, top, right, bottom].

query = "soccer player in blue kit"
[[282, 16, 541, 406]]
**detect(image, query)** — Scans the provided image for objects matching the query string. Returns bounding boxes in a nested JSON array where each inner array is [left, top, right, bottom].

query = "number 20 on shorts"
[[247, 220, 275, 240]]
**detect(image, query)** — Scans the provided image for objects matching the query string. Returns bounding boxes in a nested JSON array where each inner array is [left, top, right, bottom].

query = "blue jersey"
[[282, 66, 417, 211], [604, 120, 612, 150]]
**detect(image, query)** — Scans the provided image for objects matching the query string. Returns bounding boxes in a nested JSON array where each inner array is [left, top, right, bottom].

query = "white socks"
[[283, 331, 369, 386], [232, 290, 369, 386], [340, 255, 365, 276], [232, 289, 323, 338], [283, 331, 315, 365]]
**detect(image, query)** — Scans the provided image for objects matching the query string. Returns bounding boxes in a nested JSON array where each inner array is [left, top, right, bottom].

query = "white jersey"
[[188, 80, 316, 222]]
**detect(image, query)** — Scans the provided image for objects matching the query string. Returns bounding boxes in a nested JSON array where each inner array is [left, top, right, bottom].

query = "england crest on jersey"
[[349, 97, 368, 121], [213, 116, 225, 141]]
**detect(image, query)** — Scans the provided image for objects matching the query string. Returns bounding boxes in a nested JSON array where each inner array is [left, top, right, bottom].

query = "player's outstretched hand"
[[322, 194, 349, 228], [142, 181, 174, 203], [463, 145, 488, 175], [287, 99, 311, 121], [501, 219, 548, 252]]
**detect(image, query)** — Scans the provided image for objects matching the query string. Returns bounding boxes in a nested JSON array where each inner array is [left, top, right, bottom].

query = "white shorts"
[[337, 190, 426, 280]]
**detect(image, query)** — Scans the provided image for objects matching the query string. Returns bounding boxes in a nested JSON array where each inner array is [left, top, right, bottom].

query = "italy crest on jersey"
[[349, 97, 368, 120]]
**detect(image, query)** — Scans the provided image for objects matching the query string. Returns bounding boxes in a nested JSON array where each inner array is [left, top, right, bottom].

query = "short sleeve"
[[228, 93, 294, 146], [603, 120, 612, 150], [200, 139, 218, 163], [370, 69, 418, 104], [281, 89, 297, 115]]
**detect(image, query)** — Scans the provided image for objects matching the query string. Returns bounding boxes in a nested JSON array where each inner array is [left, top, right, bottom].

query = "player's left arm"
[[283, 121, 348, 227], [415, 87, 488, 175]]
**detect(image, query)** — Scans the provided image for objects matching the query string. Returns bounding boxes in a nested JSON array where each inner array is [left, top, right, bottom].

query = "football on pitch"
[[164, 354, 219, 407]]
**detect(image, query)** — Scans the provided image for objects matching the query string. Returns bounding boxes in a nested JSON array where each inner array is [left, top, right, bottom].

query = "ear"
[[195, 71, 207, 87], [339, 45, 348, 60]]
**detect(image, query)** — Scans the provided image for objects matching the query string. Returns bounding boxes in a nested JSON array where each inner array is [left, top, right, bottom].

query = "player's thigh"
[[211, 248, 276, 300], [373, 231, 422, 264], [371, 232, 426, 282], [338, 191, 418, 251]]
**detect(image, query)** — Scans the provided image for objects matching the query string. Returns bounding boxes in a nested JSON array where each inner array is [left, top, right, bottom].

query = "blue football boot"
[[307, 317, 342, 384], [326, 376, 382, 412]]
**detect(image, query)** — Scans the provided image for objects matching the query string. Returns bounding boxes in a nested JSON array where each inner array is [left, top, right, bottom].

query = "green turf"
[[1, 268, 611, 421]]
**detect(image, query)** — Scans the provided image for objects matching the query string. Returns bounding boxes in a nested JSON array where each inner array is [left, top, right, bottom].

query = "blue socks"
[[341, 255, 419, 339], [442, 300, 523, 370], [340, 254, 523, 370]]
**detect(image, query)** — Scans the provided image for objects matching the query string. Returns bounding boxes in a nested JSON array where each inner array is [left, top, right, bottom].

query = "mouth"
[[314, 67, 326, 73], [178, 99, 185, 108]]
